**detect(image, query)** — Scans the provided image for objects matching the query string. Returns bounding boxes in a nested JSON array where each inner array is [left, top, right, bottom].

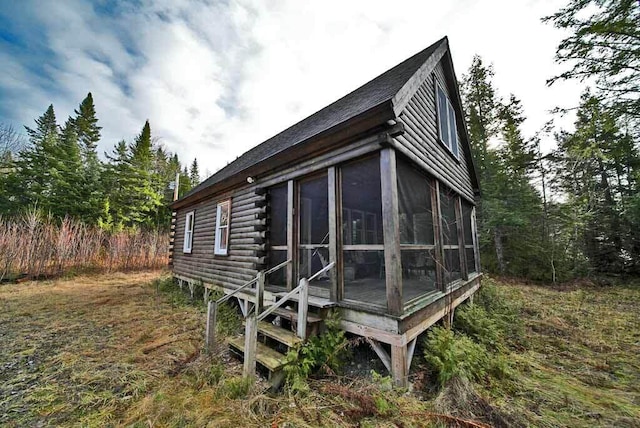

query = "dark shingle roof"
[[183, 37, 446, 200]]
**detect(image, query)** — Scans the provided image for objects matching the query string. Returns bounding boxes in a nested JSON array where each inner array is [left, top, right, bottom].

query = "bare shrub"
[[0, 213, 168, 281]]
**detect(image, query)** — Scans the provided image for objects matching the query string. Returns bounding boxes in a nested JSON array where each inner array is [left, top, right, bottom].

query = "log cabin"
[[169, 36, 482, 387]]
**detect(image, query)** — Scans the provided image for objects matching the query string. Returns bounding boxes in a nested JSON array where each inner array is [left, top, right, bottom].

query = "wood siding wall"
[[172, 134, 383, 290], [395, 60, 475, 201], [173, 187, 266, 288]]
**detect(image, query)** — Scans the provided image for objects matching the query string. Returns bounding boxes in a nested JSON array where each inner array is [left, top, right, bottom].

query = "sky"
[[0, 0, 585, 178]]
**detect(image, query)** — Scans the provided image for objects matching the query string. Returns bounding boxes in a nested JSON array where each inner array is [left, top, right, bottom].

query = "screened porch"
[[263, 147, 479, 316]]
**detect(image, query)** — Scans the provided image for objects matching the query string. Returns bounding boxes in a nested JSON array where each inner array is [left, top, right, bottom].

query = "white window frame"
[[183, 211, 195, 253], [435, 80, 459, 160], [214, 200, 231, 256]]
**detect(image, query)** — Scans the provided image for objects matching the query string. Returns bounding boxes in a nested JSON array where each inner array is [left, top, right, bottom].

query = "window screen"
[[267, 184, 288, 286], [440, 186, 461, 282], [397, 157, 437, 303], [462, 201, 477, 274], [341, 155, 385, 305]]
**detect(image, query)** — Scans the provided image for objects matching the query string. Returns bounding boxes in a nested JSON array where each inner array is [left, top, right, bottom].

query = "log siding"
[[395, 60, 474, 201]]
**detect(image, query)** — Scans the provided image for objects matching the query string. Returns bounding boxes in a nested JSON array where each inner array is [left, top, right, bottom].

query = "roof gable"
[[175, 36, 479, 206]]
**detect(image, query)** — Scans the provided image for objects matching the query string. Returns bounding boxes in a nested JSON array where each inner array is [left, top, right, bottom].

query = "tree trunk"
[[494, 227, 505, 274]]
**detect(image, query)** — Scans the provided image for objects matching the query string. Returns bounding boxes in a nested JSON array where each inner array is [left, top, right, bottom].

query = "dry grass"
[[1, 271, 638, 427], [482, 278, 640, 427], [0, 213, 168, 282]]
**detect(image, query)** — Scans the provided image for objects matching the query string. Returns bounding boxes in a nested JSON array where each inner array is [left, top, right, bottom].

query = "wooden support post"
[[443, 306, 455, 329], [328, 166, 339, 302], [469, 294, 474, 306], [432, 180, 445, 292], [406, 337, 417, 371], [391, 344, 408, 387], [471, 207, 481, 273], [297, 278, 309, 340], [455, 196, 467, 280], [243, 313, 258, 379], [286, 180, 295, 291], [237, 297, 248, 317], [205, 301, 217, 353], [255, 272, 265, 315], [203, 287, 211, 304], [178, 279, 183, 290], [188, 281, 195, 300], [367, 338, 391, 374], [380, 148, 403, 316]]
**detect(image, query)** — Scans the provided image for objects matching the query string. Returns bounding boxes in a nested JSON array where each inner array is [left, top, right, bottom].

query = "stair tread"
[[228, 336, 288, 372], [257, 321, 302, 347], [271, 307, 323, 323]]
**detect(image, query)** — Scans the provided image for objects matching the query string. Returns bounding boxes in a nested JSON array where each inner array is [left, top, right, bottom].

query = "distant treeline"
[[0, 212, 168, 281], [463, 0, 639, 280], [0, 93, 200, 231]]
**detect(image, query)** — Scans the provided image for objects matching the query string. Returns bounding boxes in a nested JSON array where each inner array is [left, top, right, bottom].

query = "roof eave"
[[171, 100, 395, 209]]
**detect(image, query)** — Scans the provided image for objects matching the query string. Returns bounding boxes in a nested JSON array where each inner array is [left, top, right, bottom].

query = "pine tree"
[[102, 139, 132, 228], [72, 93, 103, 223], [553, 92, 640, 273], [50, 119, 84, 218], [544, 0, 640, 119], [17, 105, 60, 212], [189, 158, 200, 186], [127, 120, 162, 227]]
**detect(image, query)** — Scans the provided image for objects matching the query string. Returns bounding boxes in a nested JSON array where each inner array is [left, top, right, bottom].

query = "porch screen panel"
[[462, 201, 477, 275], [397, 158, 437, 303], [440, 186, 461, 283], [298, 175, 329, 288], [341, 155, 385, 306], [267, 184, 288, 286]]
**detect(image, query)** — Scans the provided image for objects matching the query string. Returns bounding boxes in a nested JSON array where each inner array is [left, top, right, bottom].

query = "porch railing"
[[205, 259, 291, 352], [243, 261, 336, 378]]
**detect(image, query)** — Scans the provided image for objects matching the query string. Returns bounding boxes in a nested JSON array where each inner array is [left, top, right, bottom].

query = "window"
[[183, 211, 194, 253], [215, 200, 231, 255], [436, 81, 459, 158]]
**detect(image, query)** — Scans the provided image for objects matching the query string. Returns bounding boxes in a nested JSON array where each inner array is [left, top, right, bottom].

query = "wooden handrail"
[[257, 281, 303, 322], [242, 261, 336, 378], [256, 261, 335, 322], [217, 259, 291, 306], [206, 259, 291, 354], [264, 258, 292, 276], [308, 261, 335, 282]]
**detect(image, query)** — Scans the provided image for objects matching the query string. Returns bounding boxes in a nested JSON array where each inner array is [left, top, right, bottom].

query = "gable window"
[[215, 200, 231, 255], [183, 211, 195, 253], [436, 81, 459, 159]]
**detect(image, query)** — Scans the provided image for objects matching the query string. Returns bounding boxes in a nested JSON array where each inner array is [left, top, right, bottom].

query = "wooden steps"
[[257, 321, 301, 348], [228, 336, 288, 372]]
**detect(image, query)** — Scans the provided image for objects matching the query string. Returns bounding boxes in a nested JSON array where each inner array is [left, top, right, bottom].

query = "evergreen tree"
[[189, 158, 200, 186], [72, 93, 103, 223], [102, 139, 132, 228], [553, 92, 640, 273], [126, 120, 162, 227], [50, 119, 84, 218], [17, 105, 60, 212], [544, 0, 640, 119]]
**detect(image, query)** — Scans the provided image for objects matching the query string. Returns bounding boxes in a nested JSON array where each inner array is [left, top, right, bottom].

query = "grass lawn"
[[0, 271, 638, 427]]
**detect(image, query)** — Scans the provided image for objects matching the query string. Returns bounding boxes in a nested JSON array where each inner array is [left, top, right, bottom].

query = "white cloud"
[[1, 0, 585, 176]]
